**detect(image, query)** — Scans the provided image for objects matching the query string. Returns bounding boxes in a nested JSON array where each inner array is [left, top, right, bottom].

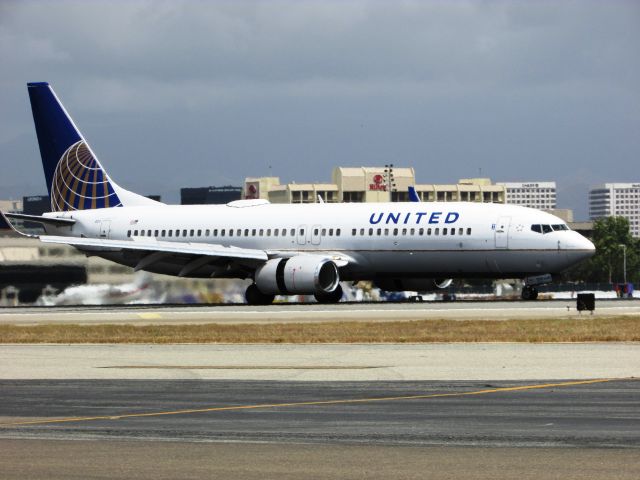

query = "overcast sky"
[[1, 0, 638, 218]]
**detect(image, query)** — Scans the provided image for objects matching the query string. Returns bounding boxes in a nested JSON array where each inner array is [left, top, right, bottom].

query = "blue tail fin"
[[408, 186, 420, 202], [27, 83, 155, 212]]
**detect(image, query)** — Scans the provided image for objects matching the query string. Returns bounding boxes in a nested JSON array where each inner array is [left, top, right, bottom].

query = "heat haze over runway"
[[1, 299, 639, 325]]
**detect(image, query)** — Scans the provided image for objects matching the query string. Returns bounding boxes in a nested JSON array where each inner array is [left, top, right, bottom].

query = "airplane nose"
[[585, 237, 596, 253], [576, 233, 596, 258], [561, 232, 596, 269]]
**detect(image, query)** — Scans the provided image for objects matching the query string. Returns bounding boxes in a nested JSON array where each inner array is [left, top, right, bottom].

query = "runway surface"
[[1, 378, 639, 479], [1, 299, 639, 324], [2, 378, 638, 448]]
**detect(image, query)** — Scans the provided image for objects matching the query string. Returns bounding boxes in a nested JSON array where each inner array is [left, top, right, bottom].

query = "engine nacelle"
[[374, 278, 453, 292], [255, 256, 340, 295]]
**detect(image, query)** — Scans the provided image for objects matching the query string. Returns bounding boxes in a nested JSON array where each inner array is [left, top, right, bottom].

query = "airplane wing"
[[39, 236, 355, 277], [39, 235, 268, 277], [40, 236, 267, 261]]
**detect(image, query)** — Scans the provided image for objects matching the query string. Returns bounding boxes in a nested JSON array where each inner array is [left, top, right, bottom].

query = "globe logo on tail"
[[50, 141, 122, 211]]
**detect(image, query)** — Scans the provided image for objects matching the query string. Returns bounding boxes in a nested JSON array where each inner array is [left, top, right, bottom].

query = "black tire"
[[521, 286, 539, 301], [245, 284, 275, 305], [314, 284, 343, 304]]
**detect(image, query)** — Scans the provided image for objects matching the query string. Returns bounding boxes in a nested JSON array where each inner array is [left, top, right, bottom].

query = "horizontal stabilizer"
[[4, 212, 76, 226], [1, 210, 41, 238]]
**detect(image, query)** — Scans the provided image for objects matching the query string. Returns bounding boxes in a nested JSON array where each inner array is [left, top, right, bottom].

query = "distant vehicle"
[[2, 83, 595, 304]]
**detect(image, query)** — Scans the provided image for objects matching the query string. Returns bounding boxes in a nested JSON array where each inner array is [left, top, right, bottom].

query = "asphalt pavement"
[[1, 378, 638, 447]]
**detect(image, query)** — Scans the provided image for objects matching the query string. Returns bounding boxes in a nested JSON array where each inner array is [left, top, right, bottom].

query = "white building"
[[244, 169, 506, 204], [497, 182, 556, 210], [589, 183, 640, 237]]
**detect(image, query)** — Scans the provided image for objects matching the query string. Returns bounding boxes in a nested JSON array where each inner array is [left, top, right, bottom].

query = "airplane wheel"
[[315, 284, 343, 304], [245, 284, 275, 305], [521, 286, 538, 301]]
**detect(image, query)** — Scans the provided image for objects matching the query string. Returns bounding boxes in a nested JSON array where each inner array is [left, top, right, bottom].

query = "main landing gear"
[[521, 285, 539, 301], [244, 283, 344, 305], [314, 284, 343, 304], [245, 284, 275, 305]]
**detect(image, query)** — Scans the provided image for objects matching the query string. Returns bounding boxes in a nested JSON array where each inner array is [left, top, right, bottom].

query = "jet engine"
[[374, 278, 453, 292], [254, 256, 340, 295]]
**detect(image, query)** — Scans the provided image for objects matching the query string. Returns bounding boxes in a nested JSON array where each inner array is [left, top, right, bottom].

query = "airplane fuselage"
[[43, 200, 594, 281]]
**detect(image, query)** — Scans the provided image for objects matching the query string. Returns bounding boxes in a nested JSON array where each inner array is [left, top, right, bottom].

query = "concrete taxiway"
[[1, 299, 639, 325], [2, 441, 639, 480], [1, 343, 639, 381]]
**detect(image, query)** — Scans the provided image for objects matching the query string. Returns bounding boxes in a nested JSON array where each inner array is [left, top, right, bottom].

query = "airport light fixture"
[[619, 244, 627, 284]]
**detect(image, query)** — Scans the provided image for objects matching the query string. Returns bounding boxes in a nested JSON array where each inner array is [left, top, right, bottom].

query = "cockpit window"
[[531, 223, 569, 234]]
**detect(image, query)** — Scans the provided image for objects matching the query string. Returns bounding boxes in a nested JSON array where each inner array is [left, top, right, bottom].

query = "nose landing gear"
[[521, 285, 539, 301], [521, 274, 552, 301]]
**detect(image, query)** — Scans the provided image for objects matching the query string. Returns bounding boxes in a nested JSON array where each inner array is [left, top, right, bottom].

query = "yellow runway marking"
[[136, 312, 162, 319], [0, 378, 625, 428]]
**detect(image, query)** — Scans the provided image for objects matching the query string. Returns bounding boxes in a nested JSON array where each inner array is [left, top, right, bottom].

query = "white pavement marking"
[[1, 343, 638, 381]]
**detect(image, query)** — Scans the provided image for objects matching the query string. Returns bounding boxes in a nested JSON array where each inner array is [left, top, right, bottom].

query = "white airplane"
[[2, 82, 595, 304]]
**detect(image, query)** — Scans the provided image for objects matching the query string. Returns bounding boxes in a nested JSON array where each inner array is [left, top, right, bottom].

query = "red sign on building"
[[369, 174, 387, 191], [245, 183, 259, 199]]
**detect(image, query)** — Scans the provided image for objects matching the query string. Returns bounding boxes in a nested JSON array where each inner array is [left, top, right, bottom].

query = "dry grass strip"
[[0, 316, 639, 343]]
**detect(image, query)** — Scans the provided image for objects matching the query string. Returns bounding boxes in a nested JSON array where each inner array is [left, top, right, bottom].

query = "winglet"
[[408, 186, 420, 202]]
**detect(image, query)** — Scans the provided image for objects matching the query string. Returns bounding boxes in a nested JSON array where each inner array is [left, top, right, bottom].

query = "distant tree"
[[564, 217, 639, 284]]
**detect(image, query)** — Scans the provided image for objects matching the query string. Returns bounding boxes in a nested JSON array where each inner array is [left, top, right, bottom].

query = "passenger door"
[[99, 220, 111, 239]]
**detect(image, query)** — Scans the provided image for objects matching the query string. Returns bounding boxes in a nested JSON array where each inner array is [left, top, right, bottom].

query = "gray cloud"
[[1, 0, 639, 217]]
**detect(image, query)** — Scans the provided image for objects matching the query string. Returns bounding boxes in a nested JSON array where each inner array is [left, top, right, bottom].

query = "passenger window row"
[[351, 227, 472, 236], [313, 228, 341, 237], [125, 226, 476, 239], [126, 227, 334, 239]]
